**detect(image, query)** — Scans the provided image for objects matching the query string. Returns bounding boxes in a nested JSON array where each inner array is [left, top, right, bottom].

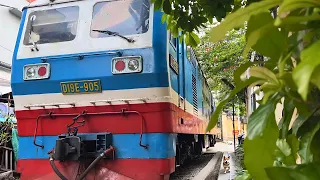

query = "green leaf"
[[153, 0, 164, 11], [235, 170, 253, 180], [310, 129, 320, 163], [244, 113, 278, 180], [292, 38, 320, 100], [209, 0, 282, 43], [275, 138, 296, 166], [189, 32, 200, 47], [247, 94, 281, 140], [249, 66, 279, 84], [292, 113, 312, 135], [266, 163, 320, 180], [274, 14, 320, 27], [279, 0, 320, 14], [294, 162, 320, 178], [287, 134, 299, 160], [163, 0, 171, 14], [298, 115, 320, 163], [276, 139, 291, 157], [310, 65, 320, 89], [280, 72, 298, 91], [279, 98, 295, 139], [266, 166, 312, 180], [207, 78, 256, 131], [256, 85, 279, 104], [234, 61, 257, 85], [161, 14, 168, 24], [244, 12, 287, 60]]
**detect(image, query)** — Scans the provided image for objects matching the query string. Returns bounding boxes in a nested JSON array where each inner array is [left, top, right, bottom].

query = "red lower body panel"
[[18, 158, 175, 180], [16, 102, 216, 179], [16, 102, 217, 136]]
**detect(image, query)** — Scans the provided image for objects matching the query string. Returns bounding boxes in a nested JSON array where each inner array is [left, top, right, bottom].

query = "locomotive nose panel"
[[12, 48, 168, 96]]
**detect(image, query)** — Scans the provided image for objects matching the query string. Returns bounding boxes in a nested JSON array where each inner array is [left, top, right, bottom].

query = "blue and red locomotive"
[[11, 0, 218, 179]]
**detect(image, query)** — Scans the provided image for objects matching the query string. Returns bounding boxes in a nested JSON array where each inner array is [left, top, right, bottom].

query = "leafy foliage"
[[235, 144, 246, 172], [152, 0, 261, 47], [0, 113, 15, 146], [194, 28, 248, 114], [153, 0, 320, 179]]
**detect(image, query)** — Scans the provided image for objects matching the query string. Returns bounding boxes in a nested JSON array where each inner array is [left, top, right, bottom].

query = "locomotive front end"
[[11, 0, 174, 179]]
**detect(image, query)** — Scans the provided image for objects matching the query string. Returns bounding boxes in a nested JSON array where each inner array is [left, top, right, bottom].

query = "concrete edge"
[[191, 152, 223, 180]]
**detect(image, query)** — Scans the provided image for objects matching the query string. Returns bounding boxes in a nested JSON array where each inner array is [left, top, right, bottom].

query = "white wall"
[[0, 1, 29, 94], [0, 1, 29, 65], [0, 0, 29, 64]]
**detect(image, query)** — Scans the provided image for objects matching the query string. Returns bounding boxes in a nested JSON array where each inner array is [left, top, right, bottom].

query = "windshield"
[[91, 0, 150, 38], [23, 6, 79, 45]]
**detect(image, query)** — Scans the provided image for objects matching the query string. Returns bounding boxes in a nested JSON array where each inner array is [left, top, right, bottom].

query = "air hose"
[[49, 146, 115, 180], [49, 154, 68, 180]]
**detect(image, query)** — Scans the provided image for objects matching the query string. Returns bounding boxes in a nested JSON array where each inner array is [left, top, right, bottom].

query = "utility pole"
[[232, 99, 236, 151]]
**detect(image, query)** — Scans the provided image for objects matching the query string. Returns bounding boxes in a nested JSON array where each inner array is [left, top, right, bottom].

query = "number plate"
[[60, 80, 102, 94]]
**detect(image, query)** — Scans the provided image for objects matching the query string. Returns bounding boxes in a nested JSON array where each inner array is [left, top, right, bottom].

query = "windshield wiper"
[[92, 30, 135, 43], [29, 17, 39, 51]]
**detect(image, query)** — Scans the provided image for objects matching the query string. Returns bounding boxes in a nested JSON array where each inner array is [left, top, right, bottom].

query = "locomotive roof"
[[24, 0, 84, 10]]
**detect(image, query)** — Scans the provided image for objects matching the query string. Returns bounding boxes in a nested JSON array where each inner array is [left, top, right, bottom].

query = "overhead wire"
[[0, 44, 12, 53], [0, 4, 16, 9]]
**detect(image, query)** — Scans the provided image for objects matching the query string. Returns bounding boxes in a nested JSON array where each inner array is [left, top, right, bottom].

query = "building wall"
[[221, 112, 247, 142], [0, 1, 28, 65], [0, 1, 29, 94]]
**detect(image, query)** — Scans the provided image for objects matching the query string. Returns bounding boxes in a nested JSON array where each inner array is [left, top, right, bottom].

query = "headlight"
[[112, 56, 142, 74], [24, 63, 50, 81], [128, 59, 139, 71], [26, 67, 36, 78]]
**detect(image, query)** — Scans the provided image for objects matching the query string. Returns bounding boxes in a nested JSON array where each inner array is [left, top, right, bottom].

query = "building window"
[[251, 93, 256, 112], [187, 46, 191, 61], [169, 33, 177, 48]]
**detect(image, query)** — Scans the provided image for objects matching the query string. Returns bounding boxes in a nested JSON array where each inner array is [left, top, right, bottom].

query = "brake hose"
[[49, 146, 115, 180], [49, 154, 68, 180]]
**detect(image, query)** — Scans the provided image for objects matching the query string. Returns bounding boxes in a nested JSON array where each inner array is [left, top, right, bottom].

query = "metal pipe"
[[33, 110, 148, 149], [232, 101, 236, 151], [10, 151, 12, 170], [9, 8, 22, 19], [0, 98, 14, 102], [0, 61, 11, 70], [5, 150, 8, 169]]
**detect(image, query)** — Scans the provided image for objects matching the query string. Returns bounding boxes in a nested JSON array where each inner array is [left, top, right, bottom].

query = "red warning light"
[[38, 66, 47, 76], [115, 60, 125, 72]]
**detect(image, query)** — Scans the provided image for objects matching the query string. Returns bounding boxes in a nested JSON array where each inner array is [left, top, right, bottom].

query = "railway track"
[[170, 153, 216, 180]]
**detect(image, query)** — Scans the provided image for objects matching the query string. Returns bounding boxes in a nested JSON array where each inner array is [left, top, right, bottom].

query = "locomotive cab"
[[18, 0, 153, 60]]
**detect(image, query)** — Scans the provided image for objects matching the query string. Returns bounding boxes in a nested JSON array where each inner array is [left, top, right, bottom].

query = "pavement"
[[207, 141, 234, 153], [191, 142, 237, 180], [217, 152, 236, 180], [208, 142, 237, 180]]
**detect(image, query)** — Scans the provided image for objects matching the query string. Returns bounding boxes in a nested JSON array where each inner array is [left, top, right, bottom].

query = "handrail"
[[41, 51, 122, 62], [33, 109, 148, 149]]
